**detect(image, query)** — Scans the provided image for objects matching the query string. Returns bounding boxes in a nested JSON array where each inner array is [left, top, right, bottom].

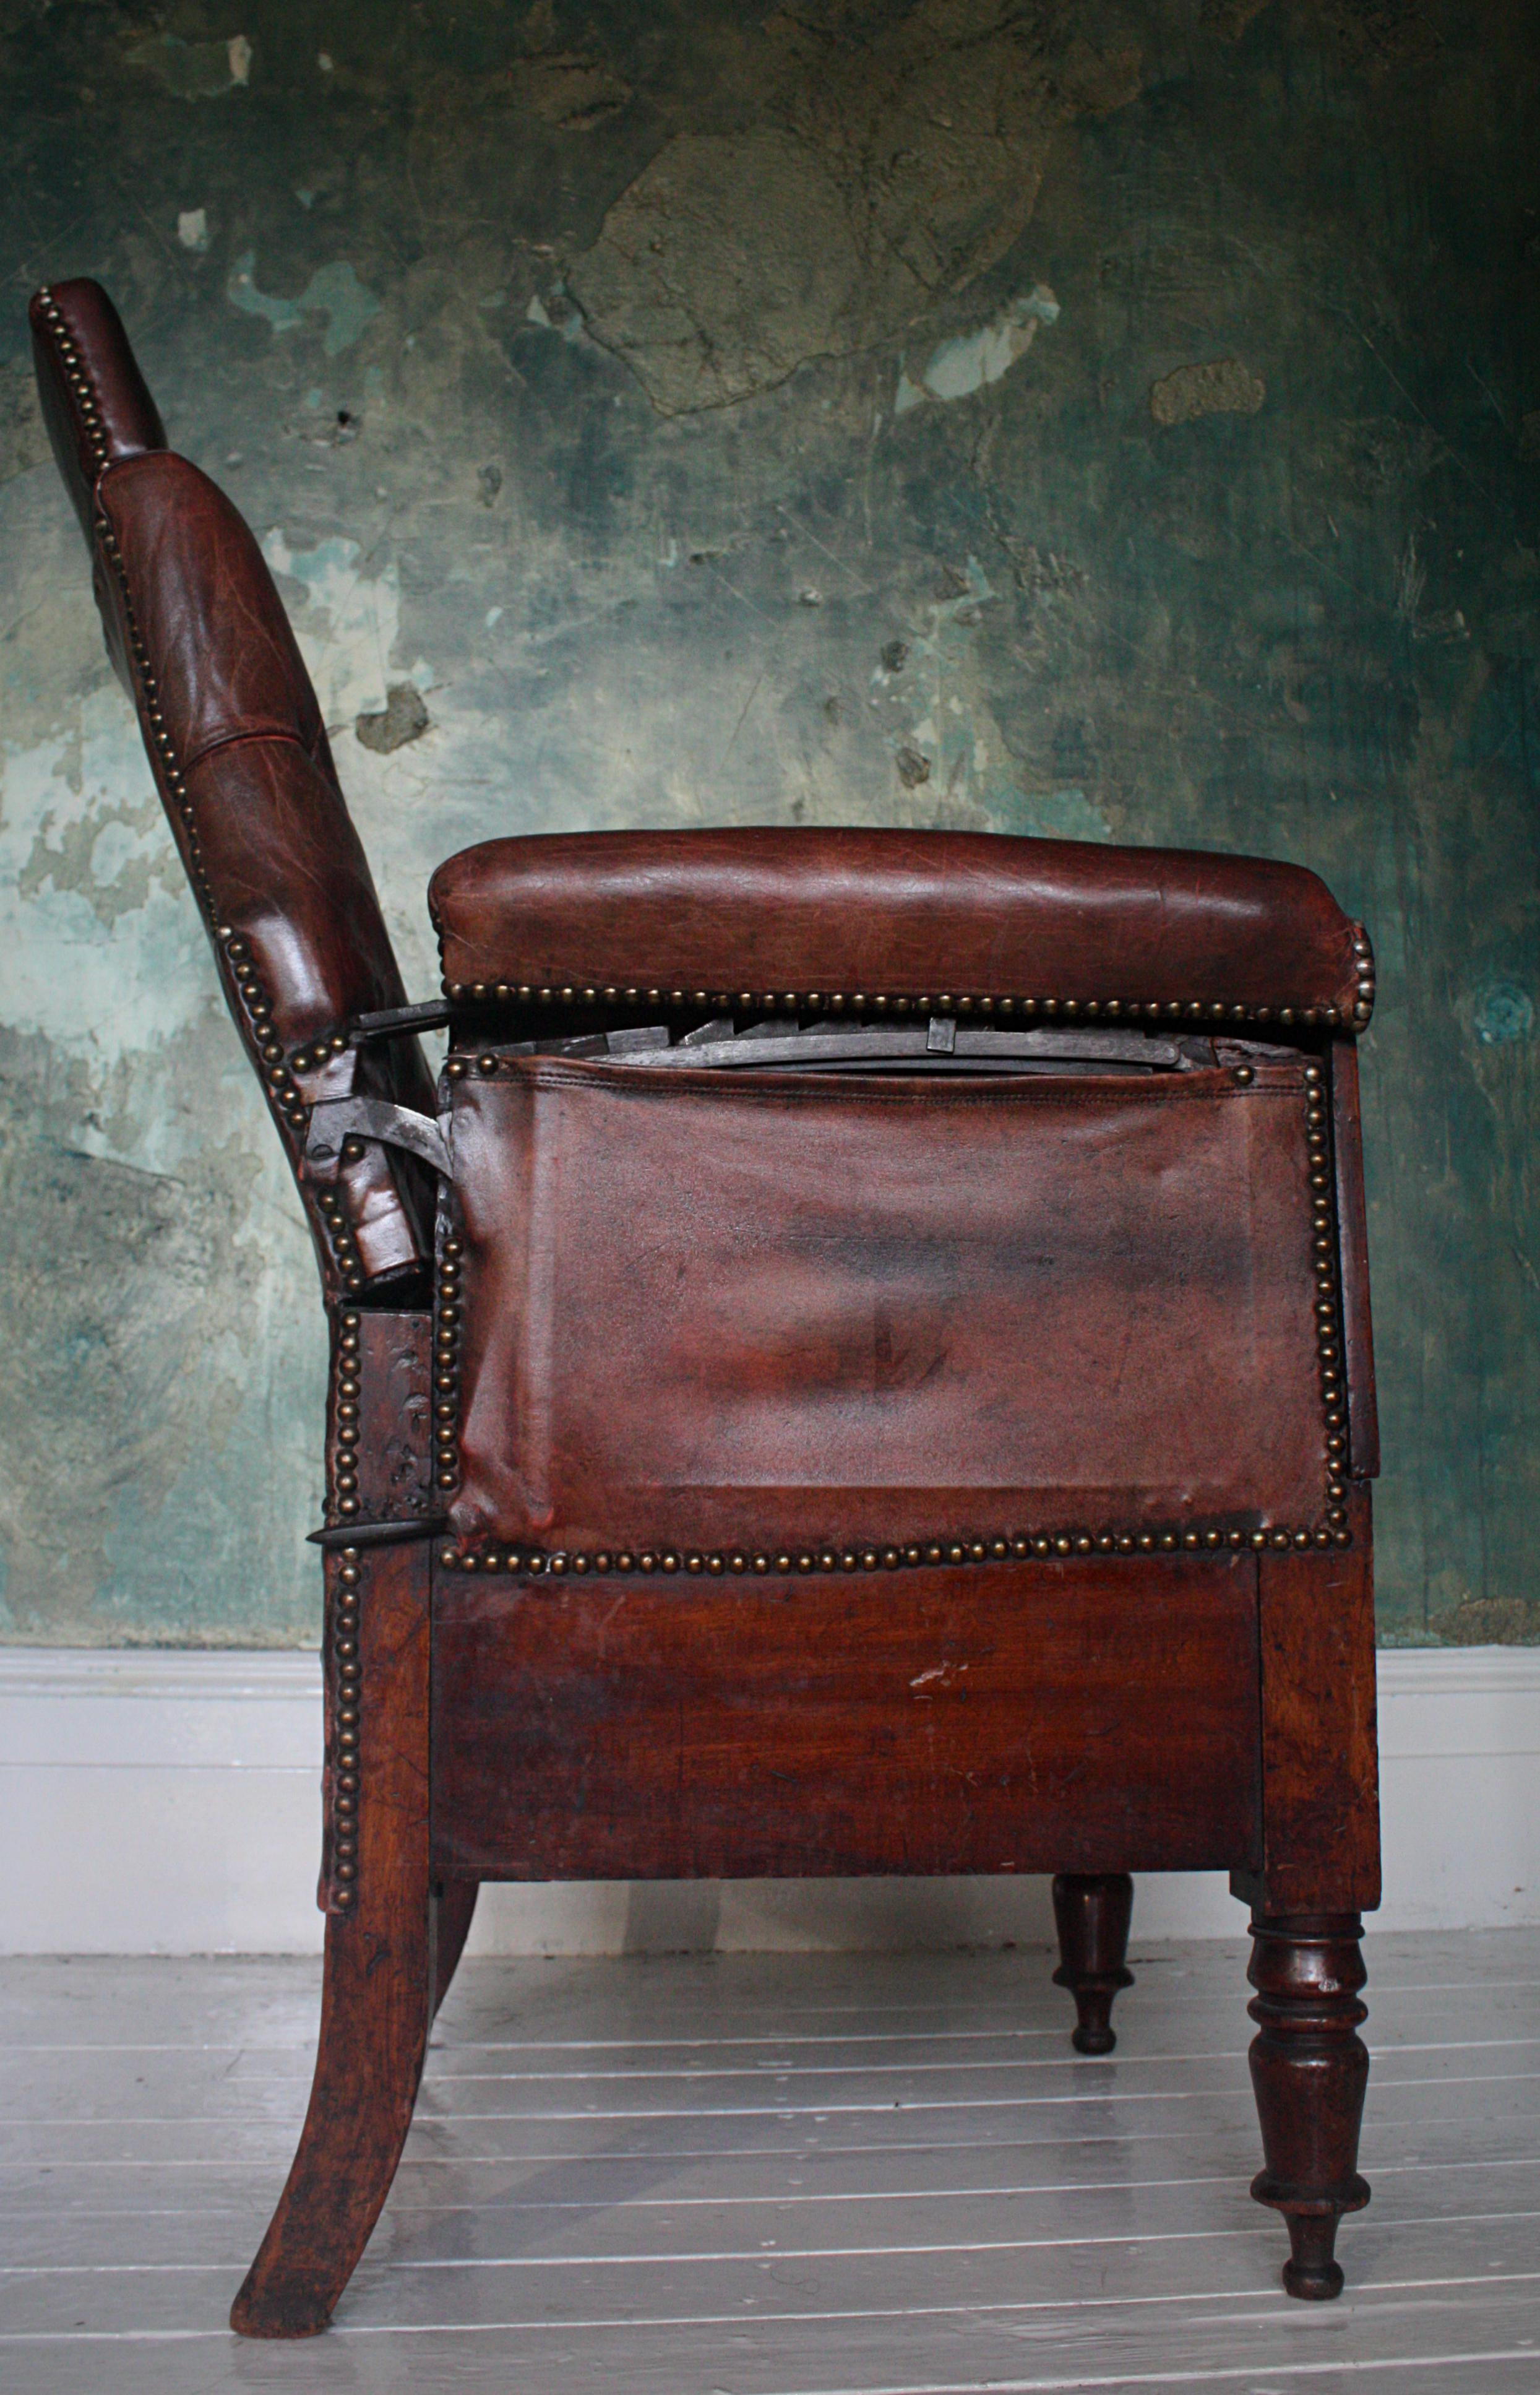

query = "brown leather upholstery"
[[430, 827, 1375, 1027], [30, 279, 433, 1293], [30, 278, 166, 532], [441, 1048, 1338, 1564]]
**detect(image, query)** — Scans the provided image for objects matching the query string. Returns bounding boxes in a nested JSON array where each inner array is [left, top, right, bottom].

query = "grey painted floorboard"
[[1, 1933, 1536, 2391]]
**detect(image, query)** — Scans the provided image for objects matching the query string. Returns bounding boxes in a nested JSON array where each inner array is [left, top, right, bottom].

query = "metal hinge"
[[304, 1097, 453, 1183]]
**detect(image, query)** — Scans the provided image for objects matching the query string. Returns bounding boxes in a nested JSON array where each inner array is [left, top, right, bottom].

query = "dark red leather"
[[443, 1051, 1335, 1558], [95, 452, 330, 765], [30, 280, 432, 1293], [30, 281, 166, 535], [430, 827, 1372, 1025]]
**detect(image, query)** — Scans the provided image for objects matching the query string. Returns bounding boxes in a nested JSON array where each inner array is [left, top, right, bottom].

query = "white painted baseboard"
[[2, 1647, 1536, 1954]]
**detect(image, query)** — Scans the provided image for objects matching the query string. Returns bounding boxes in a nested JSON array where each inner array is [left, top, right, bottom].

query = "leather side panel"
[[447, 1056, 1332, 1555], [430, 826, 1367, 1025], [430, 1553, 1262, 1880], [1330, 1040, 1379, 1479]]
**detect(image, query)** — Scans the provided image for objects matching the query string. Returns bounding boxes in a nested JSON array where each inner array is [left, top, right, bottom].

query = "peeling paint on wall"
[[896, 287, 1060, 412], [228, 255, 381, 355], [1150, 356, 1267, 425], [124, 30, 252, 98], [567, 9, 1141, 412]]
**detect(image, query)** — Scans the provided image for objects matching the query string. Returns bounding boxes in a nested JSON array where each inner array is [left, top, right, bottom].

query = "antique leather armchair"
[[31, 280, 1381, 2337]]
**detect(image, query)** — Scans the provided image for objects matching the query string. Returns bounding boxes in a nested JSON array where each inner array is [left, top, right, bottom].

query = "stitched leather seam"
[[179, 724, 319, 777]]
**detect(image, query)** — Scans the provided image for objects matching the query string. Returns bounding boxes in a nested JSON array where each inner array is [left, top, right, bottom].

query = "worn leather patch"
[[445, 1056, 1327, 1555]]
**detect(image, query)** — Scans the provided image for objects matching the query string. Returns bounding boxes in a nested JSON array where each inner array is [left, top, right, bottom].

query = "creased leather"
[[30, 277, 432, 1292], [430, 827, 1365, 1019], [96, 452, 330, 766], [29, 280, 166, 533], [447, 1055, 1328, 1553]]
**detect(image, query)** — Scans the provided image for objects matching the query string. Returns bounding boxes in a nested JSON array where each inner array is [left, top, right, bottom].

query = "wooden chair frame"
[[30, 279, 1380, 2340]]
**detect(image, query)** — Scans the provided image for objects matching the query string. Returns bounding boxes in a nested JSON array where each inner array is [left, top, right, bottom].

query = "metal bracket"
[[349, 998, 454, 1045], [305, 1097, 454, 1183], [309, 1516, 449, 1550]]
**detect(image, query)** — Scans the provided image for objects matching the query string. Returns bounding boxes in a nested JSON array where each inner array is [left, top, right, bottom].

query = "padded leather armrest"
[[30, 279, 433, 1296], [430, 828, 1375, 1029]]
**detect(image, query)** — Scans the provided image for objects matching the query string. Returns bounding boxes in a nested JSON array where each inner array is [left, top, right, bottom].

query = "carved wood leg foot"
[[432, 1877, 480, 2020], [231, 1538, 432, 2339], [1247, 1914, 1370, 2301], [1052, 1873, 1134, 2055]]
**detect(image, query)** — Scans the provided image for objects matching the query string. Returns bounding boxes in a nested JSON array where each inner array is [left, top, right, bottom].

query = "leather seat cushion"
[[429, 828, 1370, 1024]]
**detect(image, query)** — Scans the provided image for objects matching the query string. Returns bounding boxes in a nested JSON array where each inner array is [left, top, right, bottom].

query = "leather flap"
[[441, 1053, 1341, 1562]]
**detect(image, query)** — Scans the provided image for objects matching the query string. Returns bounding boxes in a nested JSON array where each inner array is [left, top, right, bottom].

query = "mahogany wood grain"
[[429, 1556, 1262, 1883], [231, 1533, 432, 2335], [1247, 1914, 1371, 2298], [431, 1879, 480, 2020], [1051, 1873, 1135, 2053], [1232, 1485, 1380, 1918]]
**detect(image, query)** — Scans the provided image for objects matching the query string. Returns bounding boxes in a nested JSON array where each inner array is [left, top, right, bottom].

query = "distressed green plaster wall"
[[1, 0, 1536, 1646]]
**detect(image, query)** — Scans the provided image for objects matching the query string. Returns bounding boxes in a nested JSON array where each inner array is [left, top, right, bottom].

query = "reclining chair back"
[[29, 278, 434, 1296]]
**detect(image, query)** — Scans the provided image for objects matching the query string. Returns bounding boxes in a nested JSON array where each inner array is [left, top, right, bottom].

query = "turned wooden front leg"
[[1052, 1873, 1135, 2055], [1247, 1914, 1370, 2300]]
